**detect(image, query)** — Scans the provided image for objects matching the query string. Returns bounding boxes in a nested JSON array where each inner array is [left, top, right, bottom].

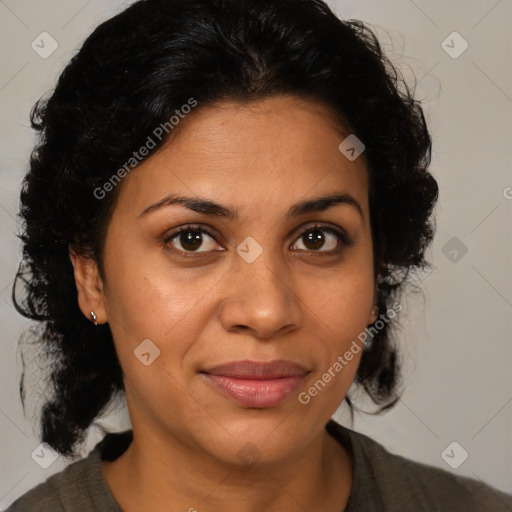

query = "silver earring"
[[90, 311, 98, 326], [370, 306, 379, 322]]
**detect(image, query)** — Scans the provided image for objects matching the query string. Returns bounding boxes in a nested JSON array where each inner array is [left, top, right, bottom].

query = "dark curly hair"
[[12, 0, 438, 458]]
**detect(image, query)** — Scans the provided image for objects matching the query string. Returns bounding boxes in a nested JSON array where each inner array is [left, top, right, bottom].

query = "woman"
[[6, 0, 511, 510]]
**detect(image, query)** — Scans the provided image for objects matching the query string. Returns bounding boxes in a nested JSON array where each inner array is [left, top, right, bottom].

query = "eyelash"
[[163, 223, 352, 256]]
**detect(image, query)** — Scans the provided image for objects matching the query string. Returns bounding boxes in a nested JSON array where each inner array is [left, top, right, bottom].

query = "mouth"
[[200, 359, 309, 408]]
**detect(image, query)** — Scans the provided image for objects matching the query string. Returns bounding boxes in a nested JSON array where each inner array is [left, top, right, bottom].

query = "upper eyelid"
[[288, 222, 349, 241]]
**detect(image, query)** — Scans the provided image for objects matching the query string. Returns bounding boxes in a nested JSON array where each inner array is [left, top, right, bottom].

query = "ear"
[[69, 247, 107, 325], [368, 274, 381, 324], [368, 305, 379, 325]]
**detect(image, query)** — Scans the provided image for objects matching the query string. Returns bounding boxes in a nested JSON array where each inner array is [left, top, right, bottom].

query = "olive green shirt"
[[5, 419, 512, 511]]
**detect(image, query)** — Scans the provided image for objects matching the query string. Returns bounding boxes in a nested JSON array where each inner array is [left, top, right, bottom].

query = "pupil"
[[305, 229, 324, 250], [179, 229, 326, 252], [181, 230, 202, 251]]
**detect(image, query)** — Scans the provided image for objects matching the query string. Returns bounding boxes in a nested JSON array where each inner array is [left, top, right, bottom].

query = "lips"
[[200, 359, 309, 408], [202, 359, 308, 379]]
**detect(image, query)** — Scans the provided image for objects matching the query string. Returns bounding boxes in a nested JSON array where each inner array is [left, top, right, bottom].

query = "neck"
[[102, 422, 353, 512]]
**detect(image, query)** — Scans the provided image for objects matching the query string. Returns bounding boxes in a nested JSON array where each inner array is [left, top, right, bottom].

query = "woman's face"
[[77, 95, 377, 465]]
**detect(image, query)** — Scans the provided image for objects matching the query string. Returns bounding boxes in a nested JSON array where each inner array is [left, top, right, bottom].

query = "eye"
[[291, 224, 351, 254], [164, 225, 221, 254], [164, 223, 352, 256]]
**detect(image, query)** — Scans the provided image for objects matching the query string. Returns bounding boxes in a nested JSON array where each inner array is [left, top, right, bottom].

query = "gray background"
[[1, 0, 511, 508]]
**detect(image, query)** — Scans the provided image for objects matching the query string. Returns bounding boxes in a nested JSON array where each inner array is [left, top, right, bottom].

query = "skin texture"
[[70, 95, 379, 512]]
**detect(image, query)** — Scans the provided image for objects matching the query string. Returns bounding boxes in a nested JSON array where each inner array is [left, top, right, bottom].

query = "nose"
[[219, 247, 303, 340]]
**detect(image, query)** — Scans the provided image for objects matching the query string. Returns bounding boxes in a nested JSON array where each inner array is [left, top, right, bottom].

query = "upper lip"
[[201, 359, 309, 379]]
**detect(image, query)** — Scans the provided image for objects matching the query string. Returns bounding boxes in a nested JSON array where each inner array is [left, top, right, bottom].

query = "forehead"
[[114, 95, 369, 219]]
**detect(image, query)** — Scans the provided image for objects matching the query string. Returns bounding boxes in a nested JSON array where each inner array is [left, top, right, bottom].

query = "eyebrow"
[[138, 192, 364, 221]]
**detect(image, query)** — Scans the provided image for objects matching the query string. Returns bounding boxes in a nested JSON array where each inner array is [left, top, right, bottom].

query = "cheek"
[[297, 284, 369, 416], [296, 263, 373, 398], [102, 262, 214, 426], [103, 226, 220, 333], [101, 236, 227, 392], [302, 263, 375, 336]]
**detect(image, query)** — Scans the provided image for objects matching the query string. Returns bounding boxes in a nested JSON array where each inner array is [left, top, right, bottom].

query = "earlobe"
[[369, 305, 379, 324], [368, 276, 381, 324], [69, 247, 107, 325]]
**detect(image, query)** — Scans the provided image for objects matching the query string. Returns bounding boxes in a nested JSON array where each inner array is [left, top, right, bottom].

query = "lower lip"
[[202, 373, 305, 408]]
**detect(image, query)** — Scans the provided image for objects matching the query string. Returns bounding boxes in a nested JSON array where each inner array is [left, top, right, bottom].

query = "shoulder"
[[4, 455, 89, 512], [4, 430, 129, 512], [326, 419, 512, 512]]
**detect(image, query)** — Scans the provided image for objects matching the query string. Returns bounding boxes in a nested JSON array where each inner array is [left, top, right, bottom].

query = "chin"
[[194, 415, 309, 466]]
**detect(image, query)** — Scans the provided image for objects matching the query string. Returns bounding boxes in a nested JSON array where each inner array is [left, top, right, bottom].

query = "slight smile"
[[200, 359, 310, 408]]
